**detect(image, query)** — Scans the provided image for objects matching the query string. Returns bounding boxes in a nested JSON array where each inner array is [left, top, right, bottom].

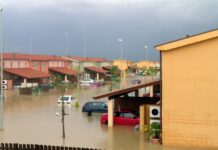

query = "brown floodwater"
[[0, 77, 213, 150]]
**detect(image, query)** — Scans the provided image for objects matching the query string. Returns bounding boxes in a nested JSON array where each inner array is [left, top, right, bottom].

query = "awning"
[[102, 66, 112, 71], [85, 67, 109, 74], [49, 67, 80, 76], [93, 80, 160, 100], [4, 68, 51, 79]]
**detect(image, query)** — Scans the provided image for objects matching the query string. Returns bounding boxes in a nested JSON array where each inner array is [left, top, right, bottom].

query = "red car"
[[101, 111, 139, 125]]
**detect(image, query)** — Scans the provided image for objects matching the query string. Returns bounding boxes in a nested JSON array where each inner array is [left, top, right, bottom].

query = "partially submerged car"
[[101, 111, 139, 125], [57, 95, 77, 104], [82, 101, 107, 113]]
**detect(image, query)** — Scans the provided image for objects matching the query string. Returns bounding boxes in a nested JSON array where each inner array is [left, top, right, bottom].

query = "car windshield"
[[60, 96, 70, 101], [121, 112, 136, 118]]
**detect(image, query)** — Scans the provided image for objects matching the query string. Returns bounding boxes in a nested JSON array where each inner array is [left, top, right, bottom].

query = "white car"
[[57, 95, 77, 104]]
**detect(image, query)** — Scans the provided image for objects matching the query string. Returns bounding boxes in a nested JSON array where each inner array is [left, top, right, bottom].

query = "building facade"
[[2, 53, 79, 88], [155, 29, 218, 148]]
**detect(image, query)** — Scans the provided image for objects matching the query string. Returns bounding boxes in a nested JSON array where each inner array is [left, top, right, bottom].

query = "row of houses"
[[1, 53, 112, 90]]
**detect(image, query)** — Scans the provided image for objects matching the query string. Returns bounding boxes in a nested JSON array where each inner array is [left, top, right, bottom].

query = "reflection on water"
[[0, 77, 211, 150]]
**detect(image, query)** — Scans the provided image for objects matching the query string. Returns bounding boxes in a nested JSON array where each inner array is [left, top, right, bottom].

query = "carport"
[[49, 67, 81, 83], [93, 80, 160, 132], [4, 68, 51, 88]]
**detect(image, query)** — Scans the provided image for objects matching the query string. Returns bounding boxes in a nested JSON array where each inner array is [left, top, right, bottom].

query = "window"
[[34, 64, 38, 67], [42, 63, 46, 67], [122, 112, 135, 118], [91, 102, 98, 109], [98, 102, 106, 109]]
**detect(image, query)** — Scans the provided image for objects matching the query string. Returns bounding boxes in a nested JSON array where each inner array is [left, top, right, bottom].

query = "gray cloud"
[[1, 0, 218, 61]]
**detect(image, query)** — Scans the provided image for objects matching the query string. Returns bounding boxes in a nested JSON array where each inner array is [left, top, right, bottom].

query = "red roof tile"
[[85, 67, 109, 74], [3, 53, 69, 61], [67, 56, 111, 62], [49, 67, 80, 75], [102, 66, 112, 71], [4, 68, 51, 79]]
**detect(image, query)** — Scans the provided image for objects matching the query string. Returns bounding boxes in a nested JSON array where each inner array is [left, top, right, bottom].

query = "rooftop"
[[155, 28, 218, 51], [66, 56, 111, 62], [3, 53, 69, 61], [84, 67, 109, 74], [4, 68, 51, 79], [49, 67, 81, 75]]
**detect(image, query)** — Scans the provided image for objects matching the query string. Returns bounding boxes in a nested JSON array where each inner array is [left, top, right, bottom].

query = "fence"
[[0, 143, 101, 150]]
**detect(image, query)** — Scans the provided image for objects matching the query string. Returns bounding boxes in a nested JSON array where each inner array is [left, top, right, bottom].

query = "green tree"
[[110, 66, 120, 77]]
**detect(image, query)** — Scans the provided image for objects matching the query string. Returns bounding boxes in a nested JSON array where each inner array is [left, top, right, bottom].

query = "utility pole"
[[83, 36, 86, 58], [0, 8, 4, 130], [65, 32, 68, 56], [29, 37, 32, 54]]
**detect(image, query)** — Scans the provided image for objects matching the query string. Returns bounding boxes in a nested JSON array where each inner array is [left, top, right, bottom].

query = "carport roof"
[[49, 67, 81, 75], [93, 80, 160, 100], [85, 67, 109, 74], [4, 68, 51, 79]]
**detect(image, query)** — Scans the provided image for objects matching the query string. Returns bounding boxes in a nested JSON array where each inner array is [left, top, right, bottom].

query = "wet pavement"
[[0, 77, 213, 150]]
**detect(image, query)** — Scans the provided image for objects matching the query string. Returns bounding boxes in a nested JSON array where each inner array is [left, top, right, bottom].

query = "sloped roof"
[[4, 68, 51, 79], [66, 56, 111, 62], [155, 28, 218, 51], [102, 66, 112, 71], [93, 80, 160, 100], [84, 67, 109, 74], [49, 67, 80, 75], [3, 53, 68, 61]]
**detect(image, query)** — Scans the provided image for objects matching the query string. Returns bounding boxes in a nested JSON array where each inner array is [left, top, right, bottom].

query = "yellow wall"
[[162, 37, 218, 148], [136, 61, 156, 69], [113, 60, 129, 71]]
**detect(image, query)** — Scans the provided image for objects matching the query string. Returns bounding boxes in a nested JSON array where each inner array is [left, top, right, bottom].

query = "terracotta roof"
[[155, 28, 218, 51], [3, 53, 69, 61], [93, 80, 160, 100], [67, 56, 111, 62], [4, 68, 51, 79], [85, 67, 109, 74], [49, 67, 80, 75], [102, 66, 112, 71]]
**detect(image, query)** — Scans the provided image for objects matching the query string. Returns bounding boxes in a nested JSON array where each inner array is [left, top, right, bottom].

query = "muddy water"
[[0, 77, 212, 150]]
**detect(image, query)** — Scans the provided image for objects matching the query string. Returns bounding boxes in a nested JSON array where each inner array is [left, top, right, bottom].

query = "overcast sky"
[[1, 0, 218, 61]]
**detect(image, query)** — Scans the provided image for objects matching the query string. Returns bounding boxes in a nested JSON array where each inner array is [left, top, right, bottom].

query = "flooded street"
[[0, 77, 212, 150]]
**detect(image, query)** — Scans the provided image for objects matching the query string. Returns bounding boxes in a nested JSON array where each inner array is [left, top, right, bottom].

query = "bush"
[[74, 100, 79, 108]]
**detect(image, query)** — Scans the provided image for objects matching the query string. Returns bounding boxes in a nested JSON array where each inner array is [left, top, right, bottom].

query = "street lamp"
[[118, 38, 123, 77], [144, 45, 148, 61], [0, 8, 3, 130], [29, 37, 32, 54], [83, 36, 86, 58], [65, 32, 68, 56]]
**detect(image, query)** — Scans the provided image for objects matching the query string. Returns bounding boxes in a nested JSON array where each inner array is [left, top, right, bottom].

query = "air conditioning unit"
[[2, 85, 7, 90], [145, 105, 161, 126], [2, 80, 7, 85], [150, 105, 160, 118]]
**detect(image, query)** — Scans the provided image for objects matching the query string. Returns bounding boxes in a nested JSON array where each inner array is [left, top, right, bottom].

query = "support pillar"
[[108, 99, 114, 127], [149, 85, 153, 97], [140, 105, 146, 132], [135, 90, 139, 97], [96, 73, 99, 80], [64, 75, 68, 83], [23, 78, 27, 87]]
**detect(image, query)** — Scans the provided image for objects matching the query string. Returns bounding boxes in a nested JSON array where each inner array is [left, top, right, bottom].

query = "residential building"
[[136, 61, 160, 69], [155, 29, 218, 148], [2, 53, 80, 88], [62, 56, 112, 72]]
